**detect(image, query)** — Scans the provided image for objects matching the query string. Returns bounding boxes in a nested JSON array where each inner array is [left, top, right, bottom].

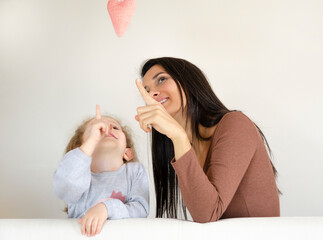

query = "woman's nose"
[[149, 90, 160, 99]]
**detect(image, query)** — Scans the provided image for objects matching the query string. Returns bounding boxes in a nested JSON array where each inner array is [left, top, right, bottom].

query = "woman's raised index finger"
[[96, 104, 102, 119], [135, 79, 156, 105]]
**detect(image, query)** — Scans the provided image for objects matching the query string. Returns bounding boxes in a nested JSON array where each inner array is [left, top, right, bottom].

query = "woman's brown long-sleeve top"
[[171, 111, 280, 223]]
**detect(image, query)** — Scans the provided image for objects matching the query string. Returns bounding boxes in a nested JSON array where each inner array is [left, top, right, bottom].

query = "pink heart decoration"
[[107, 0, 136, 37]]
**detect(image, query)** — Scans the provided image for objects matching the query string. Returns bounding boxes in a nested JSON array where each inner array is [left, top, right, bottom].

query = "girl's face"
[[142, 65, 186, 117], [86, 117, 128, 154]]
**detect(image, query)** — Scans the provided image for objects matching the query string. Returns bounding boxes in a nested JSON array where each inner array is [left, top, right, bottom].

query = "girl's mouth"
[[104, 132, 117, 139]]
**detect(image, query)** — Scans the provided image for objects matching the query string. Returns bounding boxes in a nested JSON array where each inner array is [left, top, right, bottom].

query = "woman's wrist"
[[171, 129, 191, 161]]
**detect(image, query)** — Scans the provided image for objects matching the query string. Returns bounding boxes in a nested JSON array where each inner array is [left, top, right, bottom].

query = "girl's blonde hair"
[[63, 116, 137, 214], [65, 116, 137, 162]]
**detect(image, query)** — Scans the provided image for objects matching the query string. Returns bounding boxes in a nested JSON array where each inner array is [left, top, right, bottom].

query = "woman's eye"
[[157, 77, 167, 84], [113, 126, 119, 130]]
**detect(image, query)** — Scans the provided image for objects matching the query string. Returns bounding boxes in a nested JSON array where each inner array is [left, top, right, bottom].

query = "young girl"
[[53, 105, 149, 237]]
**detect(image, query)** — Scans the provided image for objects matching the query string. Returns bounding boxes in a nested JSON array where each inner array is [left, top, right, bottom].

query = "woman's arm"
[[171, 112, 258, 223]]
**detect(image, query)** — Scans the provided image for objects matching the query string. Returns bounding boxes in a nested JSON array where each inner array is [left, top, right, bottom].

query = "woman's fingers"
[[96, 104, 102, 120], [138, 110, 162, 133], [136, 105, 166, 132], [136, 104, 164, 115], [136, 79, 181, 139], [136, 79, 158, 105]]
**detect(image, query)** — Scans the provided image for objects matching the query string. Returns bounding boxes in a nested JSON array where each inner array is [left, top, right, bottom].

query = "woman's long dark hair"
[[141, 57, 279, 219]]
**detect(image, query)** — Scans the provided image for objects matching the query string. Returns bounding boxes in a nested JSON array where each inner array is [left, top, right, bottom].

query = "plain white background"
[[0, 0, 322, 218]]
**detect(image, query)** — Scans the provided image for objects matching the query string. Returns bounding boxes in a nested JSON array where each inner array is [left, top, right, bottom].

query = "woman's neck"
[[173, 110, 193, 143], [174, 112, 216, 146]]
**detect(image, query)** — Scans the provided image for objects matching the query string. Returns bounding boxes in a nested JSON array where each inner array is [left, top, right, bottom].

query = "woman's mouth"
[[158, 98, 168, 104]]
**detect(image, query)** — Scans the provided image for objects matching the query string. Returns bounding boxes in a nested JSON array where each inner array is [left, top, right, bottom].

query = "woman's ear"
[[123, 148, 134, 161]]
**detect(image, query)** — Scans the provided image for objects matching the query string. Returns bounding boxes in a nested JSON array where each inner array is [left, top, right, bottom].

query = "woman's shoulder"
[[214, 111, 258, 139], [221, 110, 251, 123]]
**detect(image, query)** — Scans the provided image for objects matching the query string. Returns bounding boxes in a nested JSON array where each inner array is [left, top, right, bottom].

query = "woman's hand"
[[135, 79, 191, 160], [80, 105, 107, 156], [135, 79, 184, 140], [77, 202, 108, 237]]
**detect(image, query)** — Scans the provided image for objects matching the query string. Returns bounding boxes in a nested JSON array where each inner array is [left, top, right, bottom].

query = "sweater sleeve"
[[52, 148, 92, 204], [103, 163, 149, 220], [171, 112, 258, 223]]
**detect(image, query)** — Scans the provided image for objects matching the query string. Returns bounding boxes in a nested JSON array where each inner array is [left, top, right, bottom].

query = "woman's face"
[[142, 65, 186, 117]]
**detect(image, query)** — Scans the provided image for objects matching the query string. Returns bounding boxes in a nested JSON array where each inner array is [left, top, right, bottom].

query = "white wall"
[[0, 0, 322, 218]]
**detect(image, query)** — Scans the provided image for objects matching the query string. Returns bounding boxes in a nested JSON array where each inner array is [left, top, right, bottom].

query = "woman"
[[135, 57, 280, 223]]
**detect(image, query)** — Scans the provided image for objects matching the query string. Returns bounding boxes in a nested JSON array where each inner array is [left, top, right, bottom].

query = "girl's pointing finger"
[[96, 104, 102, 120]]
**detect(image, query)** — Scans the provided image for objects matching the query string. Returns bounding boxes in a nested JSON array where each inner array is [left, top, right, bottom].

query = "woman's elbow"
[[192, 206, 223, 223], [193, 216, 220, 223]]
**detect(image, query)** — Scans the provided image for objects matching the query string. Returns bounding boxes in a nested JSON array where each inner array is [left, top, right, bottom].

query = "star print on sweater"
[[110, 190, 126, 202]]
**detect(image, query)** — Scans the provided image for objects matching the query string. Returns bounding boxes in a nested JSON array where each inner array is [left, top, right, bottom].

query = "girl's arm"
[[53, 105, 108, 204], [52, 148, 92, 203], [103, 163, 149, 219]]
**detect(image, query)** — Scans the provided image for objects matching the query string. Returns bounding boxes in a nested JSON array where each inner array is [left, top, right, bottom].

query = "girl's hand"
[[83, 105, 107, 143], [80, 105, 107, 156], [77, 203, 108, 237], [135, 79, 185, 141]]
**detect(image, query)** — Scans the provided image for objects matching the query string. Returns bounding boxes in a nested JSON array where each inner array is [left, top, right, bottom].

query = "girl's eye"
[[113, 126, 119, 130]]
